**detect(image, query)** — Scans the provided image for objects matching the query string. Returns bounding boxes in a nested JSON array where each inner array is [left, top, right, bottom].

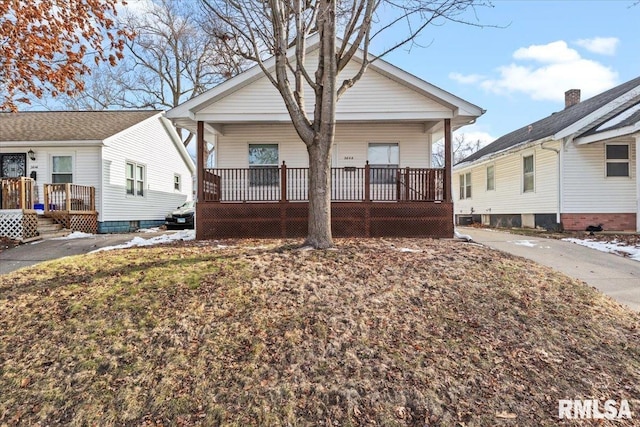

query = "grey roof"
[[0, 110, 161, 142], [459, 76, 640, 164], [580, 105, 640, 137]]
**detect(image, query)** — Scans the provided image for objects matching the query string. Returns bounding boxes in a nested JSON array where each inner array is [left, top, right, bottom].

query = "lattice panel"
[[70, 214, 97, 234], [196, 202, 454, 240], [22, 212, 38, 239], [0, 210, 23, 239], [48, 211, 70, 228]]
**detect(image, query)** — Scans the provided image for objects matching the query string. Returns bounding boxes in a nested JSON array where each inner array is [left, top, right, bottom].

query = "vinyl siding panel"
[[0, 144, 101, 211], [563, 138, 637, 213], [101, 117, 193, 222], [453, 142, 560, 216], [216, 123, 430, 168], [202, 55, 448, 118]]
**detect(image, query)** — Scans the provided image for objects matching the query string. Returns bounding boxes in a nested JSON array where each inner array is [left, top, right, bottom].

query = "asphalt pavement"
[[0, 230, 172, 275], [459, 227, 640, 312]]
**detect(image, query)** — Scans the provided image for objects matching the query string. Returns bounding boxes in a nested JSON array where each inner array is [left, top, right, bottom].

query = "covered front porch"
[[193, 119, 456, 240]]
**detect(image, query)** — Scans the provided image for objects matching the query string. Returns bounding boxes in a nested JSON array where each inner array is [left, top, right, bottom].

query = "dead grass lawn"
[[0, 238, 638, 426]]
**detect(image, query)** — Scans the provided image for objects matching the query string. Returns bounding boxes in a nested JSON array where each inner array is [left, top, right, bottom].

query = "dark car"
[[165, 201, 195, 229]]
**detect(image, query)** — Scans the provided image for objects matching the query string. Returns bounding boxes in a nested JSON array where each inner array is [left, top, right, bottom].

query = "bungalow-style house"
[[0, 111, 194, 239], [166, 37, 484, 240], [453, 76, 640, 232]]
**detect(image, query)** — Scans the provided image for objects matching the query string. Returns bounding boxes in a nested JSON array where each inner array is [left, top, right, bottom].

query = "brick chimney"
[[565, 89, 581, 109]]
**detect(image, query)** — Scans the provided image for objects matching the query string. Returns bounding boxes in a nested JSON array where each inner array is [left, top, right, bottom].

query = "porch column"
[[444, 118, 452, 202], [636, 135, 640, 232], [197, 121, 205, 203]]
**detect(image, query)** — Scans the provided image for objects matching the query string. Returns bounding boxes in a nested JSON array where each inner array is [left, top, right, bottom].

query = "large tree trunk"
[[303, 0, 336, 249], [305, 136, 333, 248]]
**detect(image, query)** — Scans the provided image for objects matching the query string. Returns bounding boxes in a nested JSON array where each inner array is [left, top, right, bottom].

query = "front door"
[[0, 153, 27, 208]]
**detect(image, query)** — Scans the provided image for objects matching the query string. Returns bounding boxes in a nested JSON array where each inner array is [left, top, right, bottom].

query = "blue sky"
[[374, 0, 640, 144]]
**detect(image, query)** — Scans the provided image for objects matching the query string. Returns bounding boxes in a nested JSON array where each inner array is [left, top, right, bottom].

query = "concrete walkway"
[[459, 227, 640, 312]]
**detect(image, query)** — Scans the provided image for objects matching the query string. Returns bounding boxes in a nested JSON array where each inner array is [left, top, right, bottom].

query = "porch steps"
[[37, 216, 70, 239]]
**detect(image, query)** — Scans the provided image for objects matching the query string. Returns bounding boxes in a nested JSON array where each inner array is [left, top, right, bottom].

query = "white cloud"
[[451, 40, 618, 103], [116, 0, 154, 18], [574, 37, 619, 55], [454, 125, 496, 148], [513, 41, 580, 63], [449, 72, 485, 84]]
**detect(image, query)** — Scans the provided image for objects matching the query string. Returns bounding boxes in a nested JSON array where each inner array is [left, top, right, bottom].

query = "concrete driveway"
[[0, 230, 179, 275], [460, 227, 640, 312]]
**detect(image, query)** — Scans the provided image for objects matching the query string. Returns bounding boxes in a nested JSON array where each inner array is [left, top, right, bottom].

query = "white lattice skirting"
[[0, 209, 38, 240]]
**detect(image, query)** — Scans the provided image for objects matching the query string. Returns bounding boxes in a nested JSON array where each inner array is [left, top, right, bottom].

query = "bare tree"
[[0, 0, 131, 112], [57, 0, 245, 147], [432, 134, 483, 167], [202, 0, 488, 248]]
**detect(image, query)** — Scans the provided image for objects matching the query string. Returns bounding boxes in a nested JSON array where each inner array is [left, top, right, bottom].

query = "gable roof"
[[458, 76, 640, 165], [0, 110, 161, 142], [167, 34, 484, 123]]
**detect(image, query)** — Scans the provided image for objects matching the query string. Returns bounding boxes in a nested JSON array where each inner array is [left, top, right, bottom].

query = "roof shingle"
[[0, 110, 161, 142], [458, 76, 640, 165]]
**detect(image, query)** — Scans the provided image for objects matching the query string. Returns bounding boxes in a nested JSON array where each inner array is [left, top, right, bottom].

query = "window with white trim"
[[52, 155, 73, 183], [486, 165, 495, 191], [605, 144, 629, 177], [174, 174, 181, 191], [368, 142, 399, 184], [249, 144, 279, 186], [523, 155, 534, 193], [459, 172, 471, 199], [126, 162, 145, 196]]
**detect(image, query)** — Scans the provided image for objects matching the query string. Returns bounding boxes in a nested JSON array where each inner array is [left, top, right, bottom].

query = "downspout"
[[541, 140, 561, 228]]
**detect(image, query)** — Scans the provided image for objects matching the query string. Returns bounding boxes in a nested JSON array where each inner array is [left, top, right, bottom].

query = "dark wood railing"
[[202, 162, 445, 203], [44, 183, 96, 213], [1, 177, 35, 209]]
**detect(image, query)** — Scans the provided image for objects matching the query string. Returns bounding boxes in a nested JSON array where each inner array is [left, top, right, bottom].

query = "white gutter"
[[453, 136, 554, 171]]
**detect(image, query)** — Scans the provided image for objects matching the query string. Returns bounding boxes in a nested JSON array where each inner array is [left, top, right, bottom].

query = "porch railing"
[[202, 162, 445, 203], [44, 183, 96, 213], [1, 177, 35, 209]]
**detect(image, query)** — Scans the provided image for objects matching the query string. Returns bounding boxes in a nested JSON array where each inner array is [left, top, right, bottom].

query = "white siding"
[[202, 54, 448, 119], [101, 117, 193, 222], [453, 142, 560, 216], [1, 144, 101, 210], [563, 138, 637, 213], [216, 123, 431, 168]]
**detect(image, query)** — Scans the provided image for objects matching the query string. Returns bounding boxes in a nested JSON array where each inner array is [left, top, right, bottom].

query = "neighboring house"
[[454, 76, 640, 232], [0, 111, 195, 236], [166, 36, 484, 240]]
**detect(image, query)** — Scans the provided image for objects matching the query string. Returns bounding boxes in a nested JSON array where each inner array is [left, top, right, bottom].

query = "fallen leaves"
[[0, 238, 638, 426]]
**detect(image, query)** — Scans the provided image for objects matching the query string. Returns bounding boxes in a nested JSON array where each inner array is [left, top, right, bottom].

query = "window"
[[249, 144, 279, 186], [523, 155, 534, 193], [459, 172, 471, 199], [52, 156, 73, 183], [126, 162, 145, 196], [606, 144, 629, 177], [174, 174, 181, 191], [368, 143, 399, 184], [486, 165, 495, 191]]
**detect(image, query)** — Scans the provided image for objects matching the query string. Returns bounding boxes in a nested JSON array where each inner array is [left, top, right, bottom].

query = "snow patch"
[[137, 227, 163, 233], [90, 230, 195, 253], [399, 248, 421, 253], [51, 231, 95, 240], [562, 238, 640, 262], [510, 240, 538, 247]]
